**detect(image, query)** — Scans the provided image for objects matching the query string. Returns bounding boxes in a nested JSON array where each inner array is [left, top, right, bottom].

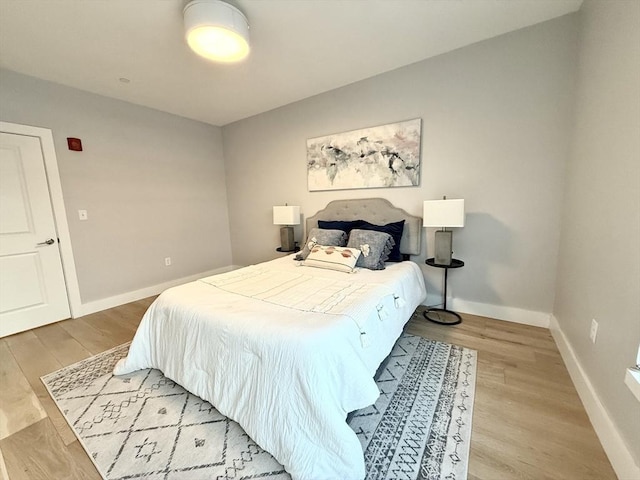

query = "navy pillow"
[[318, 219, 365, 234], [359, 220, 405, 262]]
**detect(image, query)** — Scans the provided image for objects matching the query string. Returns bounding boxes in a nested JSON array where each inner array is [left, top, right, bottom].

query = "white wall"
[[222, 15, 578, 325], [554, 0, 640, 469], [0, 69, 233, 304]]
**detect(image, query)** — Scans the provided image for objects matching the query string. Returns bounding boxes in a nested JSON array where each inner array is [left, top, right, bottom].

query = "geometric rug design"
[[42, 333, 476, 480], [354, 334, 476, 480]]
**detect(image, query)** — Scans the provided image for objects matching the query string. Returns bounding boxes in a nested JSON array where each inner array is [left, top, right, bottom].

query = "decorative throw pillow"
[[359, 220, 405, 262], [347, 229, 395, 270], [318, 219, 365, 234], [294, 228, 348, 260], [302, 245, 361, 273]]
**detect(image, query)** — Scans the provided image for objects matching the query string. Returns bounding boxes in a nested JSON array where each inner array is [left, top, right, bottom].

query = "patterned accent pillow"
[[294, 228, 348, 260], [302, 245, 362, 273], [347, 229, 395, 270]]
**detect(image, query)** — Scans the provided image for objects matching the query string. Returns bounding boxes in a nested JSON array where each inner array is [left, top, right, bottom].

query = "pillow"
[[359, 220, 405, 262], [294, 228, 348, 260], [318, 219, 365, 234], [302, 245, 361, 273], [347, 229, 394, 270]]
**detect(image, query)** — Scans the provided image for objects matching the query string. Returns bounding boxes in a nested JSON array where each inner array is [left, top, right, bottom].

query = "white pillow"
[[302, 245, 361, 273]]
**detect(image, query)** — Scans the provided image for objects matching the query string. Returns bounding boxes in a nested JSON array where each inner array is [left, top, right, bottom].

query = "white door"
[[0, 132, 70, 337]]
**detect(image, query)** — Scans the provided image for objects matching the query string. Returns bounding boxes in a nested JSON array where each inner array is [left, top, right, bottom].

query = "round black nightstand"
[[424, 258, 464, 325], [276, 245, 300, 253]]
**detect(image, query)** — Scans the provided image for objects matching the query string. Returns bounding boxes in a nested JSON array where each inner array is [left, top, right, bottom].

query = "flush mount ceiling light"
[[183, 0, 250, 63]]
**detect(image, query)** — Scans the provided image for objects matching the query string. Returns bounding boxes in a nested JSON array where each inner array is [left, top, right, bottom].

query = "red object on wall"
[[67, 137, 83, 151]]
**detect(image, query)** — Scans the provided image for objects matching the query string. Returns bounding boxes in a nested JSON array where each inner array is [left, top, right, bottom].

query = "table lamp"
[[423, 197, 465, 265], [273, 205, 301, 252]]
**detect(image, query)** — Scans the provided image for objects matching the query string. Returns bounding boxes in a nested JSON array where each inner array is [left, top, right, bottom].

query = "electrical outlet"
[[590, 319, 598, 343], [164, 257, 172, 266]]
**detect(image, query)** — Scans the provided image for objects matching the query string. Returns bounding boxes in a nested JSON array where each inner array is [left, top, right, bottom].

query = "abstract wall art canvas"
[[307, 118, 421, 191]]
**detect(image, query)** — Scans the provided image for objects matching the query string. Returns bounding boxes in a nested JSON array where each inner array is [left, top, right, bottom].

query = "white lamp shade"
[[423, 199, 465, 228], [273, 206, 301, 225], [184, 0, 250, 63]]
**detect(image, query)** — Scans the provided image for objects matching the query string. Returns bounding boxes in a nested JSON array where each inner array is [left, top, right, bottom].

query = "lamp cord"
[[425, 270, 448, 309]]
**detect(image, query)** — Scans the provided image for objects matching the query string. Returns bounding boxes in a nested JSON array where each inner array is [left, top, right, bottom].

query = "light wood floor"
[[0, 299, 616, 480]]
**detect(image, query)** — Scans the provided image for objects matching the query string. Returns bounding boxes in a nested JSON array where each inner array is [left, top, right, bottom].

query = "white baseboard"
[[549, 315, 640, 480], [448, 298, 551, 328], [77, 266, 237, 317]]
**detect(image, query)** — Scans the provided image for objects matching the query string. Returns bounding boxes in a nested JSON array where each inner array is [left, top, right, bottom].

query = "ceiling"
[[0, 0, 582, 126]]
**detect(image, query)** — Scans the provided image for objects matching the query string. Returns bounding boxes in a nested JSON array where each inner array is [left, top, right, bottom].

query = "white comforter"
[[114, 256, 426, 479]]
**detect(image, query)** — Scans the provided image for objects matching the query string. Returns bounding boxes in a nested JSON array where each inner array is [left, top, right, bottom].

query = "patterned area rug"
[[42, 333, 476, 480]]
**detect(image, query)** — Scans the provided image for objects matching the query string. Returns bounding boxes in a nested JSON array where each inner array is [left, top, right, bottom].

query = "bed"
[[114, 198, 427, 479]]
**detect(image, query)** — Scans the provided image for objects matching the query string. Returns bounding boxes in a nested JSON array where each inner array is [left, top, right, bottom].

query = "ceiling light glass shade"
[[183, 0, 250, 63]]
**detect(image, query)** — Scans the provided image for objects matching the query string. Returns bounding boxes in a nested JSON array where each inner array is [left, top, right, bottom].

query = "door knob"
[[37, 238, 55, 246]]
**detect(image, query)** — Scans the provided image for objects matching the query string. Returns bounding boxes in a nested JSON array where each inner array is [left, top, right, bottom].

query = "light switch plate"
[[78, 210, 88, 221]]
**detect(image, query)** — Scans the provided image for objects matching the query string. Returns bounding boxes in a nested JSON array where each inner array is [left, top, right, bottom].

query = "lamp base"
[[280, 226, 296, 252], [434, 230, 452, 265]]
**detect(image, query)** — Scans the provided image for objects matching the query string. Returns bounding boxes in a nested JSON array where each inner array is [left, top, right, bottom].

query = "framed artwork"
[[307, 118, 421, 191]]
